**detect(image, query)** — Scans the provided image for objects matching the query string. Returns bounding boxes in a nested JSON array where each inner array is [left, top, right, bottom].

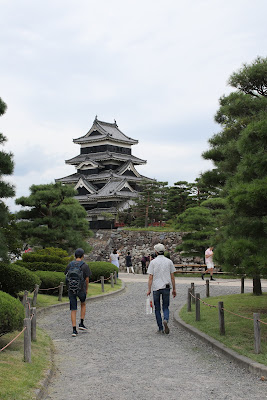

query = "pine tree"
[[202, 56, 267, 294], [132, 180, 168, 227], [15, 183, 92, 252], [0, 97, 15, 261]]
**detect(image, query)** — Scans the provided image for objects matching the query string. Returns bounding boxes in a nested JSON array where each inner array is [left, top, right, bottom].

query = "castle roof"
[[65, 151, 146, 166], [73, 117, 138, 146]]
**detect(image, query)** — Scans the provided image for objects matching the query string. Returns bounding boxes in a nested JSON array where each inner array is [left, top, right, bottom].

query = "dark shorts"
[[68, 290, 86, 311]]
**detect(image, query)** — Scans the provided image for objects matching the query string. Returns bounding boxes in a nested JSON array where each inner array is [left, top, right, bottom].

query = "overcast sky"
[[1, 0, 266, 211]]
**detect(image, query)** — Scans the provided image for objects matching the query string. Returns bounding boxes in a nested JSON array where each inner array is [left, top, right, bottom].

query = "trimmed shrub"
[[18, 247, 72, 273], [35, 271, 67, 295], [22, 253, 66, 265], [0, 290, 25, 334], [14, 261, 66, 272], [35, 247, 69, 257], [0, 262, 41, 297], [88, 262, 118, 282]]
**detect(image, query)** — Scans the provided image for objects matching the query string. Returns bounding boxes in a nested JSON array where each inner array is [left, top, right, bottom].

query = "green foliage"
[[35, 271, 67, 295], [175, 206, 217, 260], [15, 260, 66, 272], [88, 261, 118, 282], [228, 56, 267, 97], [0, 290, 24, 334], [0, 262, 40, 297], [15, 182, 92, 252], [0, 97, 15, 261], [132, 180, 168, 227], [202, 56, 267, 292], [22, 253, 71, 265]]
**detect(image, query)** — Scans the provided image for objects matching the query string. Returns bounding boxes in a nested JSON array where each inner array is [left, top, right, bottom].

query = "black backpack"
[[66, 261, 84, 294]]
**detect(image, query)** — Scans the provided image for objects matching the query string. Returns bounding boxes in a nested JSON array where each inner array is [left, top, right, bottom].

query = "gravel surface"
[[39, 279, 267, 400]]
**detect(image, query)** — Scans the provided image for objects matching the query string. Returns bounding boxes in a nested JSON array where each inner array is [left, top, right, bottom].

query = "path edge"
[[173, 304, 267, 378], [35, 281, 126, 398]]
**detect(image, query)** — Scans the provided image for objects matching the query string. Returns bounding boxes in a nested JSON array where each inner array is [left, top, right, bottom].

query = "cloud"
[[0, 0, 266, 212]]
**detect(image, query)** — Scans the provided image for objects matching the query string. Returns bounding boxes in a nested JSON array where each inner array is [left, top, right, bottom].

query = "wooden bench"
[[174, 264, 228, 274]]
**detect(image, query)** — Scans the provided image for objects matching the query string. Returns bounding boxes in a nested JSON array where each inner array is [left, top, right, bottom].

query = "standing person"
[[141, 254, 147, 274], [65, 248, 92, 337], [202, 246, 215, 281], [110, 248, 121, 275], [147, 243, 176, 334], [125, 251, 135, 274]]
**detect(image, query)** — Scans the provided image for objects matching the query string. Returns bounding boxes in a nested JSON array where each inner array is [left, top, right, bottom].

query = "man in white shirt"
[[202, 246, 215, 281], [147, 243, 176, 334]]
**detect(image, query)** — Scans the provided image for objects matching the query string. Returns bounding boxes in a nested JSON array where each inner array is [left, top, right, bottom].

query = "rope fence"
[[186, 279, 266, 354], [0, 271, 118, 360]]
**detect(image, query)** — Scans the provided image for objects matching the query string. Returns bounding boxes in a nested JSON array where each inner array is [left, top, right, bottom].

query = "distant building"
[[56, 117, 153, 229]]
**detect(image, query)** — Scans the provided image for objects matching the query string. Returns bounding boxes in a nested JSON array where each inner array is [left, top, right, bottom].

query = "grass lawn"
[[0, 279, 122, 398], [0, 328, 52, 400], [180, 292, 267, 366]]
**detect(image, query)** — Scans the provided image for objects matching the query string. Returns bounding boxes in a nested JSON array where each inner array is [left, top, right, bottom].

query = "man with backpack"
[[65, 248, 92, 337]]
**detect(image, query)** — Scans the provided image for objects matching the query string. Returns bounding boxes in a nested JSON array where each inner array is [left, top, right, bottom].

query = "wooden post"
[[196, 293, 200, 321], [206, 279, 210, 297], [101, 276, 104, 292], [241, 276, 245, 294], [187, 288, 192, 312], [110, 273, 114, 288], [191, 283, 195, 304], [253, 313, 261, 354], [32, 284, 39, 307], [25, 300, 31, 318], [22, 290, 28, 307], [24, 318, 31, 363], [114, 271, 117, 285], [218, 301, 225, 335], [58, 282, 64, 301], [31, 307, 37, 342]]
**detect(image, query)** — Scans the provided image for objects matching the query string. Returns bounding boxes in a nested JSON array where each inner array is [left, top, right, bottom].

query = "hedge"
[[35, 247, 70, 258], [14, 261, 66, 273], [0, 290, 25, 334], [35, 271, 67, 295], [22, 253, 67, 265], [88, 262, 118, 282], [0, 262, 41, 297]]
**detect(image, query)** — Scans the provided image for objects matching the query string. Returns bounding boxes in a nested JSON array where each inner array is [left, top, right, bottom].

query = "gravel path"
[[39, 279, 267, 400]]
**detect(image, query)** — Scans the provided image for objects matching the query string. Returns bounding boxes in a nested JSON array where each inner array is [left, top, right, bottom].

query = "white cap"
[[154, 243, 165, 253]]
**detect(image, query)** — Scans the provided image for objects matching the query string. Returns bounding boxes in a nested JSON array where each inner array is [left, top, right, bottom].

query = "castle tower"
[[56, 117, 152, 228]]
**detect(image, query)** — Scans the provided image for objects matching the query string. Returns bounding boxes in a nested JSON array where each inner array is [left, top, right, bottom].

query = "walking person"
[[65, 248, 92, 337], [125, 251, 135, 274], [147, 243, 176, 334], [141, 254, 147, 274], [202, 246, 215, 281]]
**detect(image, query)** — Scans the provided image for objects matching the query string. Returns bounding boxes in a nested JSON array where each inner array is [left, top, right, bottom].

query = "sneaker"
[[78, 323, 88, 331], [163, 320, 170, 334], [210, 277, 216, 281], [156, 329, 164, 334], [72, 329, 78, 337]]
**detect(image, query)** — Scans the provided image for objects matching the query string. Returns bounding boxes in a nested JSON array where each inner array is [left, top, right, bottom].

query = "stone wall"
[[86, 229, 202, 272]]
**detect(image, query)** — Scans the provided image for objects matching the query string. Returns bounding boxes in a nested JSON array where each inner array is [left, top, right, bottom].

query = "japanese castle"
[[56, 117, 152, 229]]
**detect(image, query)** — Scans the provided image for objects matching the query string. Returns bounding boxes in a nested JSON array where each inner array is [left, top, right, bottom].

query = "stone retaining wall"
[[86, 229, 203, 272]]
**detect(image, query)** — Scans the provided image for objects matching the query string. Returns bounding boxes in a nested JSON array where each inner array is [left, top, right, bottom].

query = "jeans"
[[153, 288, 170, 331]]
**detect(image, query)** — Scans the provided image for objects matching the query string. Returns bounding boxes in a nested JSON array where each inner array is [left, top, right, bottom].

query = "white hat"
[[154, 243, 165, 253]]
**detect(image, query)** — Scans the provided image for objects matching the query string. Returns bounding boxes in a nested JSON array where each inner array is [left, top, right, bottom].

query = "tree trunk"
[[253, 276, 262, 295]]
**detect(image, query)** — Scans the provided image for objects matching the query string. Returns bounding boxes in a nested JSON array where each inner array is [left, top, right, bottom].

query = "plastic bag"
[[146, 296, 153, 315]]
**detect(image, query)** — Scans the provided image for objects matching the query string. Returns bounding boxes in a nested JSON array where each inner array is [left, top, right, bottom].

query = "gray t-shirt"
[[147, 255, 176, 291]]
